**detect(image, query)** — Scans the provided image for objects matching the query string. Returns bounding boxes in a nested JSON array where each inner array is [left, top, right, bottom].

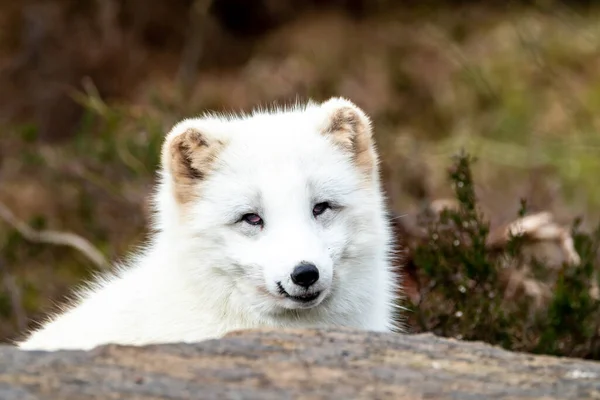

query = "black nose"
[[291, 262, 319, 288]]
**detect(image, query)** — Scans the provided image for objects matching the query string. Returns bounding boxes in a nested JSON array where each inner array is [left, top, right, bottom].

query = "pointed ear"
[[318, 97, 377, 175], [161, 121, 227, 204]]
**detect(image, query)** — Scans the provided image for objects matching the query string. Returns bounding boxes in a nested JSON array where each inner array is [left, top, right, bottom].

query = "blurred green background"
[[1, 0, 599, 355]]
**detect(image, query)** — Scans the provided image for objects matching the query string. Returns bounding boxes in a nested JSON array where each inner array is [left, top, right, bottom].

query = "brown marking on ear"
[[163, 128, 226, 205], [321, 102, 377, 176]]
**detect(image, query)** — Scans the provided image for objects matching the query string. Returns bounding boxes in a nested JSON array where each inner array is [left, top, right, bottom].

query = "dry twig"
[[487, 211, 581, 266]]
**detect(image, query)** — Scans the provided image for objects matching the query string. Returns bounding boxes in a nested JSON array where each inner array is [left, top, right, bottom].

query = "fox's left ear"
[[318, 97, 377, 174]]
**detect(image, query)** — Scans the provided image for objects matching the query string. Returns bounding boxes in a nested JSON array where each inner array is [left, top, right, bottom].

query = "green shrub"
[[411, 151, 600, 360]]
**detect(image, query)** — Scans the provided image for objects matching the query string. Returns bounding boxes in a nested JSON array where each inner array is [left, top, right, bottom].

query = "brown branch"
[[487, 211, 581, 266], [0, 201, 108, 269]]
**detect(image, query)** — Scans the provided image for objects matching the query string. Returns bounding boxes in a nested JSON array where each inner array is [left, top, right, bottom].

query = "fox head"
[[154, 97, 396, 324]]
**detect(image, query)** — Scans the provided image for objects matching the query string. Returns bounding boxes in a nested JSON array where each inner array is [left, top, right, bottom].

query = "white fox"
[[18, 97, 400, 351]]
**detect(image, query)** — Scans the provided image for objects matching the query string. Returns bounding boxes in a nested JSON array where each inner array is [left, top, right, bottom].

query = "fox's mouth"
[[276, 282, 321, 303]]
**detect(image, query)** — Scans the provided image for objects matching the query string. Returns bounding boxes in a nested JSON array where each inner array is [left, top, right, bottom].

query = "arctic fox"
[[17, 97, 400, 351]]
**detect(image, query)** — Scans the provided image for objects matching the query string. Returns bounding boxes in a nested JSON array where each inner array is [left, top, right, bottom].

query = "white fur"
[[17, 97, 400, 351]]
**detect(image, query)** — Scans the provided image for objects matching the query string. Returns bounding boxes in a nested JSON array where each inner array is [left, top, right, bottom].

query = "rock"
[[1, 328, 600, 399]]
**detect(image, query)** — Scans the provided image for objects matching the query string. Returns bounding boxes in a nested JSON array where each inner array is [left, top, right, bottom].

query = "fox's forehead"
[[206, 131, 361, 205], [224, 126, 343, 166], [194, 120, 362, 216], [203, 107, 326, 144], [202, 108, 347, 169]]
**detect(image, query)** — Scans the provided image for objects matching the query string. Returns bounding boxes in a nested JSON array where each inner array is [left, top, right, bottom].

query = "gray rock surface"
[[2, 328, 600, 399]]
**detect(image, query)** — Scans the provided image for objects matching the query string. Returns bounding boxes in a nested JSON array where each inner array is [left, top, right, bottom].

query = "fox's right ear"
[[161, 121, 226, 204]]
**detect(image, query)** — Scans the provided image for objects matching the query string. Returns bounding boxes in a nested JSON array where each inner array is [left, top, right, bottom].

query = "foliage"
[[412, 152, 600, 359]]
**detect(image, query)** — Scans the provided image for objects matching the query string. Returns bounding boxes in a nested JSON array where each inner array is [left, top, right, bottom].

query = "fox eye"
[[312, 202, 330, 217], [241, 213, 263, 226]]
